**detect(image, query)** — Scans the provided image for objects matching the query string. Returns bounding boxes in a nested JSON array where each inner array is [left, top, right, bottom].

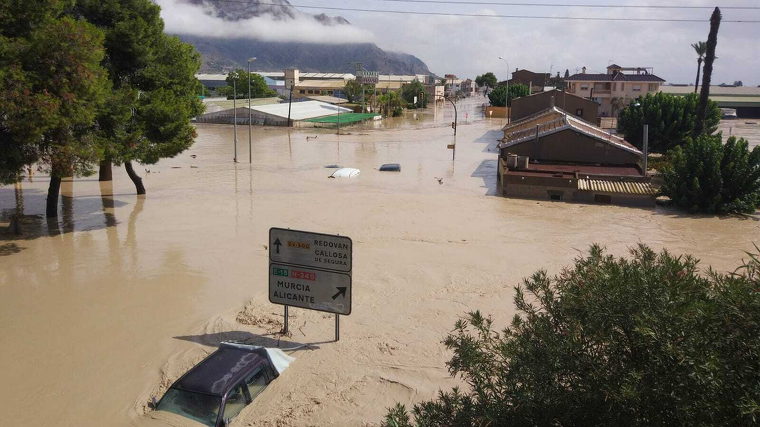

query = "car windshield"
[[157, 388, 222, 427]]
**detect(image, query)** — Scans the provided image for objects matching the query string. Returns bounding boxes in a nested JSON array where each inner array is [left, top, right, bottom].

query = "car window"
[[244, 369, 267, 400], [223, 384, 248, 421], [157, 388, 221, 427]]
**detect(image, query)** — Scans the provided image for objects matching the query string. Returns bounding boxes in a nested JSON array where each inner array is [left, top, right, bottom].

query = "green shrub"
[[383, 244, 760, 427], [487, 84, 529, 107], [661, 134, 760, 214], [617, 92, 721, 152]]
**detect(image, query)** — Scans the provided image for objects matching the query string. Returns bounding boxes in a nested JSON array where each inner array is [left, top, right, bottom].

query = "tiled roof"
[[566, 73, 665, 82], [499, 107, 642, 157], [578, 179, 657, 195]]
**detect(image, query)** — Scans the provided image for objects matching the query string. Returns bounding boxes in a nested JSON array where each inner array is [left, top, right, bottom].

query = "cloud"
[[345, 1, 760, 85], [155, 0, 374, 44]]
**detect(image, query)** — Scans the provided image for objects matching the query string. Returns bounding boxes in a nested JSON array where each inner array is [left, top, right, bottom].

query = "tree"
[[0, 3, 110, 218], [401, 79, 429, 108], [344, 78, 362, 103], [383, 244, 760, 427], [564, 69, 570, 78], [377, 91, 403, 117], [487, 84, 529, 107], [691, 41, 707, 93], [73, 0, 204, 193], [694, 7, 721, 139], [225, 69, 276, 99], [475, 72, 497, 89], [617, 92, 720, 152], [661, 133, 760, 214], [734, 80, 744, 87]]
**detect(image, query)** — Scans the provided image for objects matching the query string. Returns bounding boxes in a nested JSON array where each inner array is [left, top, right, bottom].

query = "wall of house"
[[503, 129, 641, 165], [512, 91, 598, 123]]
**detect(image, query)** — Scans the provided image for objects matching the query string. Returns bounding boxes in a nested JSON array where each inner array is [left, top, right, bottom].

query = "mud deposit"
[[1, 102, 758, 426]]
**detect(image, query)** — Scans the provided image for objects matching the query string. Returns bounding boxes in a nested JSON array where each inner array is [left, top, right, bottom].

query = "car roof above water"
[[173, 346, 270, 397]]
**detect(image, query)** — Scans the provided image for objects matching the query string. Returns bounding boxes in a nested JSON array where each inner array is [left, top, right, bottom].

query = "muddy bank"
[[0, 116, 758, 427]]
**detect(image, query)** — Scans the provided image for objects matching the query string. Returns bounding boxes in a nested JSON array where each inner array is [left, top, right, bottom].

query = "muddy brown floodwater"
[[1, 101, 759, 427]]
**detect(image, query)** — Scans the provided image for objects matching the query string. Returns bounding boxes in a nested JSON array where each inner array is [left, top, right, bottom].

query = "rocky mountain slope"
[[177, 0, 432, 74]]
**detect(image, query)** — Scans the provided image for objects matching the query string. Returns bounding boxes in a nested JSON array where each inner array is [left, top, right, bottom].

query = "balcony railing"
[[593, 90, 611, 95]]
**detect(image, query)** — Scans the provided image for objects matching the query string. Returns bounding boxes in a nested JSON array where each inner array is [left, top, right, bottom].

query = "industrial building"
[[660, 85, 760, 118], [195, 101, 351, 127], [497, 102, 656, 207]]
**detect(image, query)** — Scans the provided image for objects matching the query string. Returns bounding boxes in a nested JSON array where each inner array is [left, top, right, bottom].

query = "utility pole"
[[233, 79, 238, 162], [247, 57, 256, 164]]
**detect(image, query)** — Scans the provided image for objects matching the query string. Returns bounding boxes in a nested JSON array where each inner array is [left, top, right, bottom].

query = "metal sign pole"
[[283, 305, 289, 334], [335, 314, 339, 341]]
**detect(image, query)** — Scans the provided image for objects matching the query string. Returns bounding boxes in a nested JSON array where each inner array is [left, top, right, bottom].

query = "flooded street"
[[1, 100, 759, 427]]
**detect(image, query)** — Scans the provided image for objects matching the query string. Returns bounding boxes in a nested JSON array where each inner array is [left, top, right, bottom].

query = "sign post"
[[269, 228, 352, 341]]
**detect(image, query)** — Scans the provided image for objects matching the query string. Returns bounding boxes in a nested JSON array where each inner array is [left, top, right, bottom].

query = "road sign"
[[269, 263, 351, 315], [270, 228, 352, 273], [268, 227, 353, 323]]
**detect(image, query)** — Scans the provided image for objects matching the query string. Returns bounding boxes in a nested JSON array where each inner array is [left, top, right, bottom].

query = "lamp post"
[[247, 57, 256, 164], [498, 56, 510, 123]]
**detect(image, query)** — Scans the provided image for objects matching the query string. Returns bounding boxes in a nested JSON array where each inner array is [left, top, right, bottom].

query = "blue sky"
[[160, 0, 760, 85]]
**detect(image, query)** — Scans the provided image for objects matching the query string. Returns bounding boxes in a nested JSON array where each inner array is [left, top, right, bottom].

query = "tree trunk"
[[99, 159, 113, 182], [124, 161, 146, 195], [46, 175, 61, 218], [693, 7, 721, 139], [694, 58, 702, 93]]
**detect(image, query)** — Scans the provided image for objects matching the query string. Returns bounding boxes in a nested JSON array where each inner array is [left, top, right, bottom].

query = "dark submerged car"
[[156, 343, 281, 427]]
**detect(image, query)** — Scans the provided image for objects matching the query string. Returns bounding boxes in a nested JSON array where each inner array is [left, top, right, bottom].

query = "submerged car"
[[155, 342, 293, 427]]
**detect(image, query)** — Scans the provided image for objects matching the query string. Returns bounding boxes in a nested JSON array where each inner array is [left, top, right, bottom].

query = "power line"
[[342, 0, 760, 11], [202, 1, 760, 23]]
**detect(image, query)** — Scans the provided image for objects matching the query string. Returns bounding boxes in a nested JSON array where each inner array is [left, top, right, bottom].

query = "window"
[[244, 369, 268, 400], [299, 90, 305, 94], [575, 108, 583, 117], [157, 388, 221, 427], [633, 85, 642, 92], [223, 384, 249, 422], [580, 85, 589, 91], [549, 194, 563, 201], [612, 83, 617, 91], [620, 83, 625, 91], [648, 84, 656, 91]]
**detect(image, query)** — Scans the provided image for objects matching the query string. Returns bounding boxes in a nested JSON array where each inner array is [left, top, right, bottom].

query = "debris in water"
[[324, 164, 342, 169], [435, 177, 443, 185]]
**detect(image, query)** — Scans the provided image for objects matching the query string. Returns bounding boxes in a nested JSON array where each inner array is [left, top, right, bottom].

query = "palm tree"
[[693, 7, 721, 139], [691, 41, 707, 93]]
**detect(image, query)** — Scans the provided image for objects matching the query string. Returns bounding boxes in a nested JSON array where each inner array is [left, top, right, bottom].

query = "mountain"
[[175, 0, 432, 75]]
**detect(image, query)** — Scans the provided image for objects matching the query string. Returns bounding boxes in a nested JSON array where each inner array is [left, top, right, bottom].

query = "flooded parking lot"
[[1, 105, 758, 427]]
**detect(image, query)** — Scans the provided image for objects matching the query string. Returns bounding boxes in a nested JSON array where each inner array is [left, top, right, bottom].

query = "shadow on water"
[[173, 331, 328, 352], [473, 129, 503, 153], [1, 179, 138, 253], [471, 159, 499, 197]]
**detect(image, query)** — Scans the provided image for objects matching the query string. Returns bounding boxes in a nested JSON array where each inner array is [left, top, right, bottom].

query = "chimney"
[[582, 66, 587, 74], [550, 96, 555, 108]]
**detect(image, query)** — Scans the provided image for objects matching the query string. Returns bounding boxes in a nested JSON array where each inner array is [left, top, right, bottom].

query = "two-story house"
[[566, 65, 665, 117]]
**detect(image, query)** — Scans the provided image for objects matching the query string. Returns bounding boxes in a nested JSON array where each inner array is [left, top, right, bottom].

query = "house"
[[461, 79, 476, 97], [511, 89, 598, 123], [444, 74, 462, 96], [195, 101, 351, 127], [506, 69, 550, 94], [497, 102, 656, 207], [566, 65, 666, 117], [293, 80, 349, 99]]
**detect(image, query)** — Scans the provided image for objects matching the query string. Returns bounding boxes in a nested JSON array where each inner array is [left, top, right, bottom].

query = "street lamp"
[[247, 57, 256, 164], [498, 56, 510, 123]]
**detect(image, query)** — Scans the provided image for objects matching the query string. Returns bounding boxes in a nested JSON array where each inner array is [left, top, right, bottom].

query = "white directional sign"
[[268, 228, 353, 316], [269, 228, 352, 273], [269, 263, 351, 315]]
